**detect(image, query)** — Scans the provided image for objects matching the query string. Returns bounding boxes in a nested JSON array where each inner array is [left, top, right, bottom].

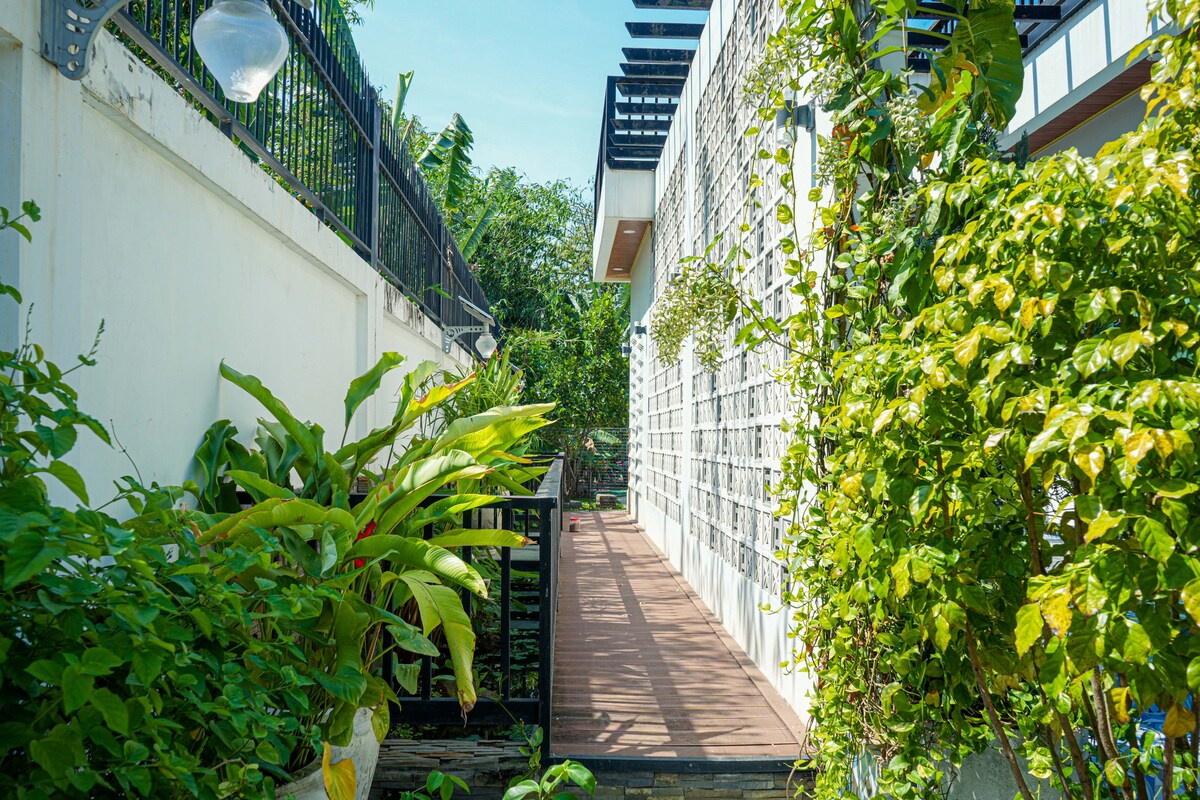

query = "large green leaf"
[[391, 71, 414, 128], [398, 375, 474, 431], [224, 469, 296, 502], [406, 494, 502, 530], [433, 405, 555, 458], [197, 498, 356, 547], [419, 114, 476, 214], [257, 419, 304, 487], [371, 450, 492, 535], [459, 202, 497, 261], [344, 352, 406, 429], [935, 0, 1024, 127], [333, 364, 468, 480], [426, 529, 531, 549], [347, 534, 487, 597], [191, 420, 240, 512], [220, 362, 323, 472], [397, 575, 478, 710]]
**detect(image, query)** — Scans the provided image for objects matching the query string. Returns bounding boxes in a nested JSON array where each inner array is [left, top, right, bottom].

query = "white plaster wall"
[[0, 7, 473, 503], [1005, 0, 1157, 145]]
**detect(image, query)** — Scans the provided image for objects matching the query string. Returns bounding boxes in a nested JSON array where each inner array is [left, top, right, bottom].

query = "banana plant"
[[190, 355, 555, 711], [417, 112, 496, 261]]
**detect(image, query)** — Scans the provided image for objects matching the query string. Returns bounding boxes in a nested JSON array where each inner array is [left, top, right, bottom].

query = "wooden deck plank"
[[551, 512, 806, 759]]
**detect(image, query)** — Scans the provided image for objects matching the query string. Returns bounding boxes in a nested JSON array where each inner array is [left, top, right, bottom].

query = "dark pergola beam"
[[906, 30, 1029, 47], [612, 117, 674, 132], [606, 158, 659, 171], [625, 21, 706, 39], [617, 78, 686, 97], [616, 101, 679, 115], [621, 62, 691, 79], [632, 0, 712, 8], [623, 47, 696, 63], [909, 1, 1062, 18], [608, 145, 669, 159], [607, 132, 667, 147]]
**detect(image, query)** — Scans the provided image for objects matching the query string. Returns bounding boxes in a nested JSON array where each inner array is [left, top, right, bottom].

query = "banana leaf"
[[397, 575, 477, 710], [426, 529, 531, 549], [347, 534, 487, 597]]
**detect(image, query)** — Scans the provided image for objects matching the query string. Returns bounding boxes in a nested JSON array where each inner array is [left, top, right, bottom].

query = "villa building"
[[592, 0, 1168, 721]]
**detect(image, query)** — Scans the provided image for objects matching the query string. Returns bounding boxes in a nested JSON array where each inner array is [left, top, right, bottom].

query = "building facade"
[[592, 0, 1163, 720]]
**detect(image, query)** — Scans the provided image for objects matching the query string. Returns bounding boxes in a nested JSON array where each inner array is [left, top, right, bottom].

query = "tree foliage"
[[651, 0, 1200, 796]]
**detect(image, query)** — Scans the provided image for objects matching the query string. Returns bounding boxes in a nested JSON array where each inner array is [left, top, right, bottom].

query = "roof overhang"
[[593, 166, 655, 283]]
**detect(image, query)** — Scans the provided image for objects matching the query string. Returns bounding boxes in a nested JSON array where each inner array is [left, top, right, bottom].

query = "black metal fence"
[[112, 0, 490, 339], [575, 428, 629, 499], [380, 458, 563, 754]]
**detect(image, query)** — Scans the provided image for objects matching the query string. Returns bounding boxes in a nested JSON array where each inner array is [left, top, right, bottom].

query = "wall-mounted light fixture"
[[41, 0, 307, 101], [442, 296, 498, 361], [775, 98, 816, 144], [633, 324, 647, 336]]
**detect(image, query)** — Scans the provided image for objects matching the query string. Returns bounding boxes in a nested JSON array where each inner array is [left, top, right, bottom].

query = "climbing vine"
[[651, 0, 1200, 797]]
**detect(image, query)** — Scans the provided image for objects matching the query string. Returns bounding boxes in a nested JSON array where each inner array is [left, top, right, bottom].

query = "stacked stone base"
[[370, 740, 812, 800]]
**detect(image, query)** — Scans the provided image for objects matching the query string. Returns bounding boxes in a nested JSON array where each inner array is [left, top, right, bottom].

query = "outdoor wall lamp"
[[442, 296, 499, 361], [42, 0, 308, 102], [775, 99, 816, 144]]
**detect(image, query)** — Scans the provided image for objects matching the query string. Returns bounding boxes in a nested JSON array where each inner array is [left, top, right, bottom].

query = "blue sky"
[[352, 2, 706, 187]]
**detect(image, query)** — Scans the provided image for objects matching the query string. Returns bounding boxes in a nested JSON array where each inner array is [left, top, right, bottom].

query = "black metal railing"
[[380, 458, 563, 754], [111, 0, 490, 339]]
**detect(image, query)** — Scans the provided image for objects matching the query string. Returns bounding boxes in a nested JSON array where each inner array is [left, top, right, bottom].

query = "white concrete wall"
[[0, 5, 473, 503]]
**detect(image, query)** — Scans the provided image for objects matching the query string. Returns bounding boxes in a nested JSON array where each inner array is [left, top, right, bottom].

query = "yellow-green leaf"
[[1015, 603, 1043, 656], [1040, 590, 1072, 637], [1073, 446, 1105, 481], [1165, 704, 1196, 737], [1085, 512, 1124, 543], [1183, 579, 1200, 625], [322, 744, 357, 800], [954, 329, 982, 367]]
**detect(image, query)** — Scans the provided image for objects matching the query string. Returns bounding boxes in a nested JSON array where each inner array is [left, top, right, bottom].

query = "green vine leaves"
[[650, 0, 1200, 796]]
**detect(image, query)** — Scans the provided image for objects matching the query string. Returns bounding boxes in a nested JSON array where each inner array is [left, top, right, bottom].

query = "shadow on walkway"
[[552, 512, 806, 759]]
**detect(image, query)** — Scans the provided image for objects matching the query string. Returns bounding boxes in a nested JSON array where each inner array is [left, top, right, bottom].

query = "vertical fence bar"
[[538, 485, 557, 757], [369, 97, 382, 269], [501, 505, 513, 703]]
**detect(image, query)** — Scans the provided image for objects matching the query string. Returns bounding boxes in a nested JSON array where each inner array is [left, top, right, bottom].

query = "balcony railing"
[[112, 0, 490, 340]]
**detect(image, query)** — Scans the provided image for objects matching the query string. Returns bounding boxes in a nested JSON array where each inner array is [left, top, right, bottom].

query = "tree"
[[460, 174, 629, 497], [398, 94, 630, 497]]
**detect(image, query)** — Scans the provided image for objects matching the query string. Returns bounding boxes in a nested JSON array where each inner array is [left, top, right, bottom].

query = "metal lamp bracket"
[[442, 325, 487, 355], [41, 0, 134, 79]]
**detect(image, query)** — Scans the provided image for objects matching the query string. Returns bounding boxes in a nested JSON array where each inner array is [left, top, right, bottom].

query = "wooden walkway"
[[551, 512, 806, 759]]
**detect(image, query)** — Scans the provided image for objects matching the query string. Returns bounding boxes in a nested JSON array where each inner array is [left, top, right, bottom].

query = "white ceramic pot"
[[276, 708, 381, 800]]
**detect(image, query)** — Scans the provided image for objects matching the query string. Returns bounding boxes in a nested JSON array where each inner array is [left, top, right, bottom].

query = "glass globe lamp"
[[193, 0, 289, 104], [476, 333, 498, 360]]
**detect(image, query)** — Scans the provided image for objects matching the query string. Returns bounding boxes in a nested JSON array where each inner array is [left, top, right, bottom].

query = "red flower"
[[353, 520, 377, 569]]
